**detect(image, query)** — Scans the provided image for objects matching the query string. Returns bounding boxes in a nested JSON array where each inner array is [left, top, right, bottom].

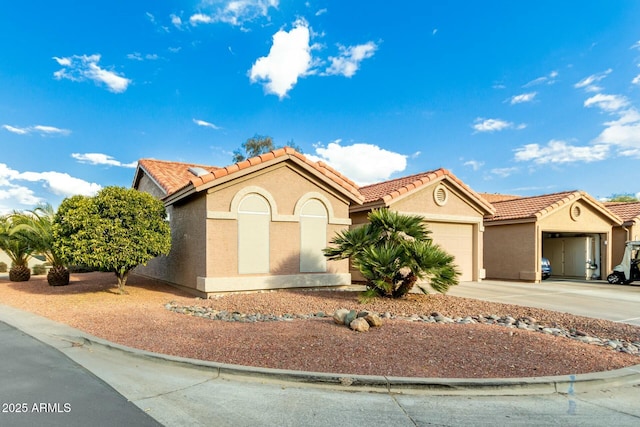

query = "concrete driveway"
[[448, 279, 640, 326]]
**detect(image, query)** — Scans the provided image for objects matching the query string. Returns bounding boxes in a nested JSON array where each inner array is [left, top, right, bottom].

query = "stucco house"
[[483, 191, 622, 282], [351, 169, 496, 282], [604, 201, 640, 266], [132, 148, 364, 297]]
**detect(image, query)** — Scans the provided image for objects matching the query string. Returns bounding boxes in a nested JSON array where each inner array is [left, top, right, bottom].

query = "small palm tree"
[[0, 214, 34, 282], [324, 209, 460, 299], [12, 204, 70, 286]]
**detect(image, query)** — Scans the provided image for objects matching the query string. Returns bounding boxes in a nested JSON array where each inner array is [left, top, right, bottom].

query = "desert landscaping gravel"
[[1, 272, 639, 379]]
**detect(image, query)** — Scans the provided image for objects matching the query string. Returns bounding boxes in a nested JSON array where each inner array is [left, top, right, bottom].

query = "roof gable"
[[486, 190, 622, 224], [358, 168, 495, 214], [134, 148, 364, 204]]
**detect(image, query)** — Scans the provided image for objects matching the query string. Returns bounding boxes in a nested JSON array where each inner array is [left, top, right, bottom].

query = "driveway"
[[449, 279, 640, 326]]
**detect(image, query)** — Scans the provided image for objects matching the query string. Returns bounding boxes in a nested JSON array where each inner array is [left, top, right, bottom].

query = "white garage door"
[[428, 222, 474, 282]]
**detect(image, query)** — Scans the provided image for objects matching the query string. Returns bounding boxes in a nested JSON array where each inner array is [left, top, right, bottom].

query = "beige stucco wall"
[[484, 222, 537, 281], [135, 193, 208, 291], [195, 162, 353, 294], [135, 174, 166, 199], [611, 220, 639, 268]]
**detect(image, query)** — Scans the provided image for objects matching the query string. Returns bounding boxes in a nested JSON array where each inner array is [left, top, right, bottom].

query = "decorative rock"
[[350, 317, 370, 332], [344, 310, 358, 326], [364, 313, 383, 327], [333, 309, 349, 325], [357, 311, 369, 318]]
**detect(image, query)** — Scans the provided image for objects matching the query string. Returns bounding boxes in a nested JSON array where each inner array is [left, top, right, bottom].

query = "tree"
[[53, 187, 171, 294], [0, 214, 34, 282], [12, 204, 69, 286], [324, 209, 460, 300], [607, 193, 639, 202], [232, 134, 303, 163]]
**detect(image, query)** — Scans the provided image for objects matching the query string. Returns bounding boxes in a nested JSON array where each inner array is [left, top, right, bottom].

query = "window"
[[300, 199, 328, 273], [237, 194, 270, 274]]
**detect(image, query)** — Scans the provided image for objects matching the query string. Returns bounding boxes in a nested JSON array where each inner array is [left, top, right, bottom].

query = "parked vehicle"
[[541, 257, 552, 280], [607, 240, 640, 285]]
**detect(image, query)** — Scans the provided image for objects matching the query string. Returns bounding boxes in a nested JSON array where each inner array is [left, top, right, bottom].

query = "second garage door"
[[428, 222, 474, 282]]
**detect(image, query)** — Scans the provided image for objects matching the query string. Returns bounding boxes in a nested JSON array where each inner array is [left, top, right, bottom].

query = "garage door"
[[428, 222, 474, 281]]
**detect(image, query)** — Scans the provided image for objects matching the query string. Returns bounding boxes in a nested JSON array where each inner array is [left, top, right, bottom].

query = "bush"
[[0, 261, 7, 272], [32, 264, 47, 275]]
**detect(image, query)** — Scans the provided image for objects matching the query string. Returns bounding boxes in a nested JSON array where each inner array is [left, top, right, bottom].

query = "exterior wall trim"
[[196, 273, 352, 293], [207, 187, 351, 225]]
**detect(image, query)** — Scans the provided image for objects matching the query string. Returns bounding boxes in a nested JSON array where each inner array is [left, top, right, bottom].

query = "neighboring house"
[[352, 169, 496, 282], [132, 148, 364, 297], [483, 191, 622, 282], [604, 201, 640, 266], [0, 250, 45, 274]]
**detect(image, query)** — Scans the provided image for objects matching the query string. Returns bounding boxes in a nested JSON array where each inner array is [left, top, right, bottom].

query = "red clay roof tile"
[[136, 148, 364, 203], [358, 168, 494, 214], [604, 201, 640, 223]]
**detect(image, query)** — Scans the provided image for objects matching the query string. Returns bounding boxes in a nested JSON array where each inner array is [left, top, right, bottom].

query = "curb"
[[2, 303, 640, 396]]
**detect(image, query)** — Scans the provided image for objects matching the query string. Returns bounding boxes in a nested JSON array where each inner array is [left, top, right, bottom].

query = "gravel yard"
[[1, 272, 639, 379]]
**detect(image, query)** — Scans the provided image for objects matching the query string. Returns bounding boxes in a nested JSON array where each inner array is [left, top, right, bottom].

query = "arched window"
[[238, 194, 270, 274], [300, 199, 328, 273]]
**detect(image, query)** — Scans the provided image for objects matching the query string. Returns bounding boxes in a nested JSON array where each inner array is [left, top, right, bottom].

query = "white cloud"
[[631, 40, 640, 50], [189, 13, 213, 25], [307, 141, 407, 185], [170, 14, 183, 28], [193, 118, 221, 129], [249, 21, 313, 98], [574, 69, 612, 92], [584, 93, 629, 112], [463, 160, 484, 171], [324, 42, 377, 78], [490, 167, 517, 178], [52, 54, 131, 93], [510, 92, 537, 105], [189, 0, 278, 27], [632, 74, 640, 85], [2, 125, 29, 135], [71, 153, 137, 168], [514, 140, 609, 164], [127, 52, 159, 61], [17, 171, 101, 197], [315, 8, 327, 16], [472, 118, 525, 132], [2, 124, 70, 136], [523, 70, 558, 87]]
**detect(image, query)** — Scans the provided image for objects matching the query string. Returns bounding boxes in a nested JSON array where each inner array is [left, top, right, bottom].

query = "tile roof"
[[358, 168, 495, 213], [478, 192, 522, 203], [136, 148, 364, 203], [485, 190, 619, 223], [604, 201, 640, 223]]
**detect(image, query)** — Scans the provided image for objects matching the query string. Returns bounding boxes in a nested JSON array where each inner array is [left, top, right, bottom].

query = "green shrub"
[[0, 261, 7, 272], [32, 264, 47, 275]]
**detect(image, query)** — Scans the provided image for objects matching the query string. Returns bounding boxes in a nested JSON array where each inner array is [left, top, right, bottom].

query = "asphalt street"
[[0, 321, 161, 427]]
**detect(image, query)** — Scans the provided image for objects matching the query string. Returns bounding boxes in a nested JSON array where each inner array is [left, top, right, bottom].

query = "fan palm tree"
[[324, 209, 460, 299], [0, 214, 34, 282], [11, 204, 69, 286]]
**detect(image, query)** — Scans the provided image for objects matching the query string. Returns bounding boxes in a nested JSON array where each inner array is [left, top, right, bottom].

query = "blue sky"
[[2, 1, 640, 213]]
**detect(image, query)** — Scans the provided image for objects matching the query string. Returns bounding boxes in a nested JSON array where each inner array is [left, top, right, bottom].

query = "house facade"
[[604, 201, 640, 266], [483, 191, 622, 282], [133, 148, 363, 297], [352, 169, 496, 282]]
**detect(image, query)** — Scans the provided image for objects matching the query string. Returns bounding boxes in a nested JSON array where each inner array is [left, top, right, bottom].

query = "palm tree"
[[11, 204, 70, 286], [324, 209, 460, 299], [0, 214, 33, 282]]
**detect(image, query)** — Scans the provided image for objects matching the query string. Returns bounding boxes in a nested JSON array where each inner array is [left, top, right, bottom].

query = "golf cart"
[[607, 240, 640, 285]]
